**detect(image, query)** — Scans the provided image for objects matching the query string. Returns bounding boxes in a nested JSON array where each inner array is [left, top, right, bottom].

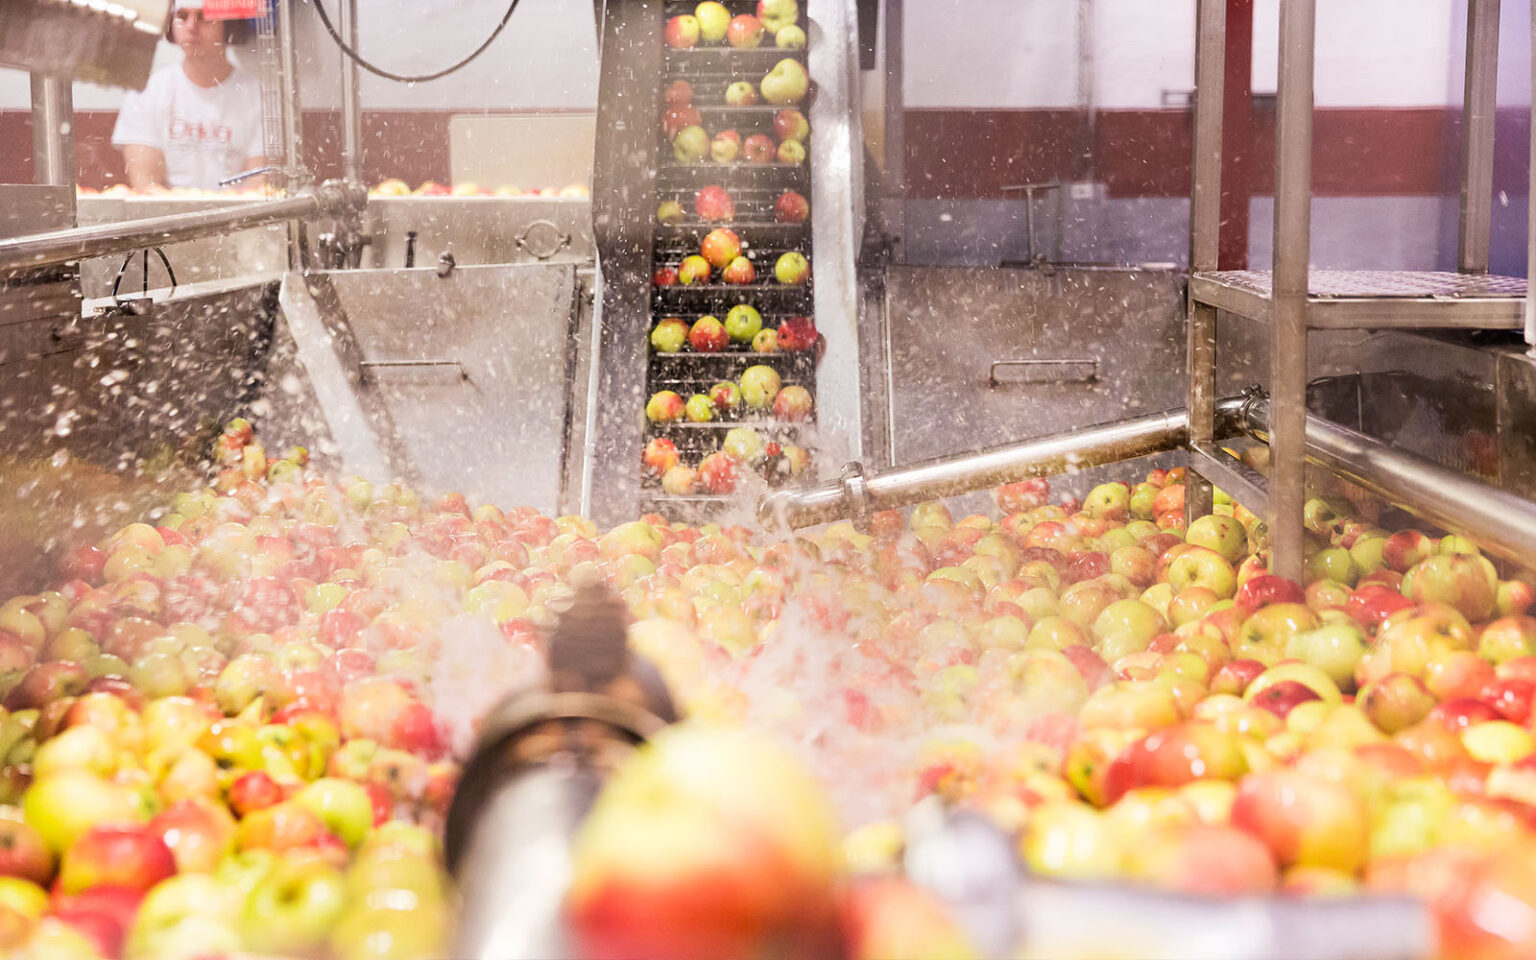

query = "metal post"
[[276, 0, 307, 268], [1459, 0, 1501, 274], [1527, 0, 1536, 353], [338, 0, 363, 185], [1268, 0, 1316, 583], [882, 0, 905, 262], [30, 73, 76, 219], [1185, 0, 1226, 526]]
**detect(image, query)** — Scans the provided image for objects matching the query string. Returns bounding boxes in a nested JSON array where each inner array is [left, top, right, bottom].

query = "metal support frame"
[[338, 0, 363, 186], [1459, 0, 1501, 274], [30, 73, 76, 205], [1184, 0, 1226, 527], [1528, 0, 1536, 353], [1266, 0, 1316, 583], [275, 0, 308, 269]]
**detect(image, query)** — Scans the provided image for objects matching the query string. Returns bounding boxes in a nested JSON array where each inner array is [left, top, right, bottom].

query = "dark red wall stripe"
[[1, 106, 1527, 201]]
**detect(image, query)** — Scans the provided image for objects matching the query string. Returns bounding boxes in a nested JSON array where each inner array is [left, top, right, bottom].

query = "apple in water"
[[650, 317, 689, 353], [673, 125, 710, 163], [740, 365, 782, 410], [774, 190, 809, 223], [292, 778, 374, 849], [710, 130, 741, 163], [722, 256, 757, 284], [743, 134, 778, 164], [665, 79, 694, 107], [752, 329, 779, 352], [689, 316, 729, 353], [1407, 553, 1497, 621], [58, 825, 177, 895], [241, 853, 348, 956], [724, 304, 763, 342], [726, 14, 765, 48], [760, 57, 810, 105], [1186, 514, 1247, 563], [776, 315, 817, 351], [774, 109, 810, 142], [653, 265, 679, 286], [709, 381, 743, 415], [656, 200, 685, 224], [697, 452, 740, 494], [725, 81, 758, 107], [685, 395, 716, 423], [777, 139, 807, 164], [645, 391, 686, 423], [678, 254, 712, 285], [695, 185, 736, 221], [758, 0, 799, 31], [774, 251, 809, 284], [701, 228, 743, 269], [666, 14, 701, 48], [772, 385, 813, 421], [694, 2, 731, 42], [1229, 768, 1369, 873], [776, 24, 806, 48], [724, 428, 768, 464], [661, 465, 697, 496], [0, 816, 51, 885], [643, 438, 680, 478]]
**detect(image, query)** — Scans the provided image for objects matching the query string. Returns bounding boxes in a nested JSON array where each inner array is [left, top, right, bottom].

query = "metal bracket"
[[839, 461, 872, 532], [515, 219, 572, 261], [359, 359, 471, 382], [988, 358, 1098, 387]]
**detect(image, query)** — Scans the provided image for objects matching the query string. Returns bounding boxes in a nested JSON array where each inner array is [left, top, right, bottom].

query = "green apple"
[[0, 877, 47, 920], [656, 200, 685, 224], [329, 900, 450, 960], [293, 778, 375, 849], [694, 1, 731, 41], [242, 855, 348, 955], [776, 24, 806, 48], [1185, 514, 1247, 563], [759, 57, 810, 105], [128, 874, 242, 960], [773, 251, 809, 284], [1166, 546, 1237, 599], [1284, 622, 1367, 691], [1305, 546, 1358, 587], [724, 303, 763, 342], [684, 394, 716, 423], [1349, 536, 1387, 575], [758, 0, 799, 32], [22, 770, 145, 855], [649, 317, 689, 353], [1083, 482, 1130, 519], [672, 125, 710, 163], [739, 364, 782, 409], [1092, 599, 1167, 647]]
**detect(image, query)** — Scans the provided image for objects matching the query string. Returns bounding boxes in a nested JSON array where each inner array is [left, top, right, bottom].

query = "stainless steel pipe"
[[0, 181, 366, 274], [758, 396, 1250, 530], [1239, 397, 1536, 567]]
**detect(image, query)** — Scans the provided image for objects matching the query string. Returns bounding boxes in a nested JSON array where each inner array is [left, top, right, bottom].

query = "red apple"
[[689, 316, 729, 353], [721, 256, 756, 285], [697, 453, 740, 495], [742, 134, 778, 164], [725, 14, 765, 48], [774, 190, 809, 223], [694, 185, 736, 221], [148, 798, 235, 874], [678, 255, 712, 286], [643, 438, 681, 478], [662, 104, 703, 138], [666, 14, 701, 48], [1230, 769, 1370, 873], [776, 316, 817, 351], [57, 826, 176, 895], [700, 228, 743, 270], [0, 817, 52, 885]]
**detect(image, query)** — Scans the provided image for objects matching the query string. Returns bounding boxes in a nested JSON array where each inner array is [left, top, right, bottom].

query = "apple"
[[759, 57, 809, 104], [701, 229, 743, 270], [1166, 546, 1237, 600], [724, 82, 758, 106], [697, 452, 740, 495], [1230, 768, 1370, 873], [685, 394, 716, 422], [567, 725, 842, 960], [1021, 801, 1122, 880], [708, 381, 743, 415], [0, 815, 51, 885], [771, 385, 813, 421], [656, 201, 686, 225], [665, 79, 693, 107], [678, 254, 712, 285], [650, 317, 690, 354], [743, 134, 778, 164], [1186, 514, 1246, 563], [1407, 553, 1497, 621], [1480, 617, 1536, 665], [1498, 579, 1536, 617], [662, 105, 702, 138], [645, 391, 686, 423], [1285, 621, 1368, 691], [776, 316, 817, 351], [293, 778, 374, 849], [774, 190, 809, 223], [149, 798, 235, 874], [661, 465, 697, 496], [643, 438, 681, 478], [710, 130, 741, 163], [695, 185, 736, 221], [654, 266, 679, 286], [241, 853, 348, 956], [689, 316, 729, 352], [726, 14, 765, 48], [722, 256, 757, 284], [673, 125, 711, 163], [775, 24, 806, 48], [740, 365, 783, 410], [1211, 658, 1266, 697], [777, 139, 807, 164], [22, 771, 145, 856], [758, 0, 799, 32], [774, 251, 810, 284], [127, 874, 242, 960], [765, 111, 808, 148], [1383, 531, 1435, 572], [666, 14, 701, 48], [694, 2, 731, 42], [58, 825, 176, 895], [722, 304, 763, 343], [752, 329, 779, 352]]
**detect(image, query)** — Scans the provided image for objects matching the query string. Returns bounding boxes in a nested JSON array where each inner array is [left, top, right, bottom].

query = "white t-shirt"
[[112, 64, 266, 189]]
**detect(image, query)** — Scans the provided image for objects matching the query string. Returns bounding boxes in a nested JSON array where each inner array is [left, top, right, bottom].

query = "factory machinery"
[[3, 0, 1536, 957]]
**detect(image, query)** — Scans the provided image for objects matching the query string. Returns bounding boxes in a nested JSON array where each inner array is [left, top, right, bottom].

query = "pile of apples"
[[652, 229, 810, 288], [11, 406, 1536, 956], [642, 417, 812, 496], [650, 309, 818, 357], [666, 1, 807, 52], [664, 72, 811, 168], [368, 180, 590, 199]]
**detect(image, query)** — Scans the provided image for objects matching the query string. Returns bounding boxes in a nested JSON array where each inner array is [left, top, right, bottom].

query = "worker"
[[112, 0, 267, 191]]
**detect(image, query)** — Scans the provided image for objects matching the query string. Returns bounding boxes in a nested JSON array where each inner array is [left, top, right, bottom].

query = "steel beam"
[[1459, 0, 1501, 274]]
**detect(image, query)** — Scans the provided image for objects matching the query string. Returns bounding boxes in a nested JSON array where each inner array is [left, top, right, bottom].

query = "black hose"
[[309, 0, 522, 84]]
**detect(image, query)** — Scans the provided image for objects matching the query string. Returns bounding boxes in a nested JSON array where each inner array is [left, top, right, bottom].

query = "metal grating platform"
[[1190, 269, 1528, 330]]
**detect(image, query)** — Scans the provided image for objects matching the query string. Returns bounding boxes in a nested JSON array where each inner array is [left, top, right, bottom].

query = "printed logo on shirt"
[[168, 111, 234, 145]]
